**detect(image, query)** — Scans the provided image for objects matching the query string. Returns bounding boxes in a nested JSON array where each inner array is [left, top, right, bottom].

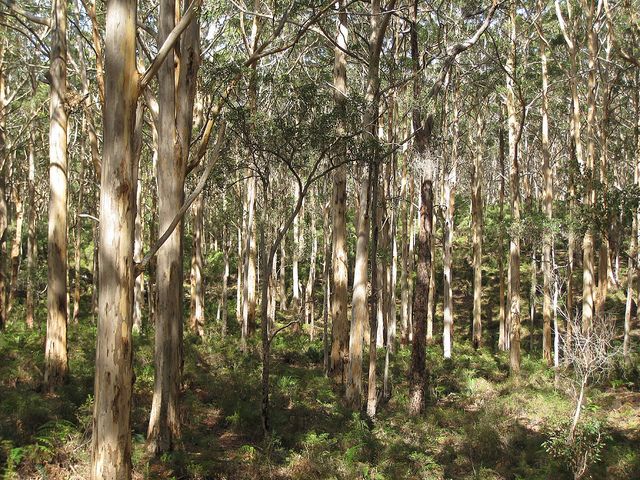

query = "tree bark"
[[148, 0, 200, 453], [581, 0, 598, 333], [90, 0, 137, 475], [409, 178, 433, 415], [26, 128, 36, 328], [506, 0, 521, 374], [347, 176, 369, 410], [44, 0, 69, 391], [471, 112, 483, 349], [329, 0, 349, 382], [190, 192, 205, 337], [540, 14, 553, 364]]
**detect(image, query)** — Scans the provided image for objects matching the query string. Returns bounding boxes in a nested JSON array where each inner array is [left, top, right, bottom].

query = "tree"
[[44, 0, 69, 392], [90, 0, 137, 476]]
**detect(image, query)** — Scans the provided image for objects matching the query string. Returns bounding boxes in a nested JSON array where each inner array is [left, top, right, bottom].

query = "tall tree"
[[44, 0, 69, 391], [90, 0, 137, 476]]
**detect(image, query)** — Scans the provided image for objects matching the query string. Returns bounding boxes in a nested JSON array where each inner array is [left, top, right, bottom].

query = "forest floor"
[[0, 301, 639, 480]]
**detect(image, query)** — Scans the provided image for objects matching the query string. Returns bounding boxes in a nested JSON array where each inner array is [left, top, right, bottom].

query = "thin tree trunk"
[[0, 49, 6, 330], [367, 163, 380, 419], [329, 0, 349, 381], [581, 0, 598, 333], [409, 178, 433, 415], [471, 112, 483, 349], [347, 176, 369, 409], [222, 223, 230, 337], [322, 193, 331, 375], [148, 0, 200, 453], [442, 89, 457, 360], [45, 0, 69, 391], [507, 0, 522, 374], [133, 173, 144, 333], [540, 12, 553, 364], [498, 120, 507, 351], [26, 129, 36, 328], [305, 191, 318, 339], [190, 192, 205, 337], [400, 158, 410, 344], [8, 180, 24, 315]]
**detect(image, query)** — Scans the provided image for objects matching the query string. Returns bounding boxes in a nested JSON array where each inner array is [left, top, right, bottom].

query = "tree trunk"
[[367, 163, 380, 419], [89, 0, 137, 475], [409, 178, 433, 415], [26, 129, 36, 328], [0, 52, 6, 330], [581, 0, 598, 333], [322, 193, 331, 375], [498, 120, 507, 351], [400, 158, 410, 344], [45, 0, 69, 391], [347, 176, 369, 410], [190, 192, 205, 337], [442, 94, 457, 359], [329, 0, 349, 382], [507, 0, 521, 375], [471, 112, 483, 349], [222, 224, 230, 337], [305, 191, 318, 339], [540, 14, 553, 364], [8, 180, 24, 315], [148, 0, 199, 453], [133, 173, 144, 333]]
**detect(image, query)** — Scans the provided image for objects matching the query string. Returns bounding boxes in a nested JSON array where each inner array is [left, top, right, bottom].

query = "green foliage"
[[543, 418, 611, 479]]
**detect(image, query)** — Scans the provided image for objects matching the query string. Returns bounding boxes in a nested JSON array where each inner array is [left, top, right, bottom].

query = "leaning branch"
[[0, 0, 49, 26], [135, 121, 226, 277], [139, 0, 202, 90]]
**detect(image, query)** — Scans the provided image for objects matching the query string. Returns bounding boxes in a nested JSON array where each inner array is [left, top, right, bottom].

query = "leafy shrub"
[[542, 418, 610, 479]]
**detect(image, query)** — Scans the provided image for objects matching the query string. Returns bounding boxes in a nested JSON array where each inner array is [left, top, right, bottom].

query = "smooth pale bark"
[[555, 0, 580, 353], [72, 147, 86, 323], [367, 164, 380, 419], [581, 0, 598, 333], [507, 0, 522, 374], [329, 0, 349, 382], [278, 234, 287, 311], [498, 122, 507, 351], [347, 0, 393, 410], [8, 180, 23, 315], [89, 0, 137, 476], [242, 174, 257, 344], [305, 191, 318, 339], [409, 178, 433, 415], [291, 183, 302, 318], [596, 21, 613, 318], [190, 192, 205, 337], [222, 224, 230, 336], [133, 175, 144, 333], [45, 0, 69, 391], [540, 17, 553, 364], [442, 93, 457, 359], [236, 222, 243, 322], [148, 0, 199, 453], [471, 113, 483, 349], [322, 194, 331, 374], [26, 129, 36, 328], [347, 177, 369, 409]]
